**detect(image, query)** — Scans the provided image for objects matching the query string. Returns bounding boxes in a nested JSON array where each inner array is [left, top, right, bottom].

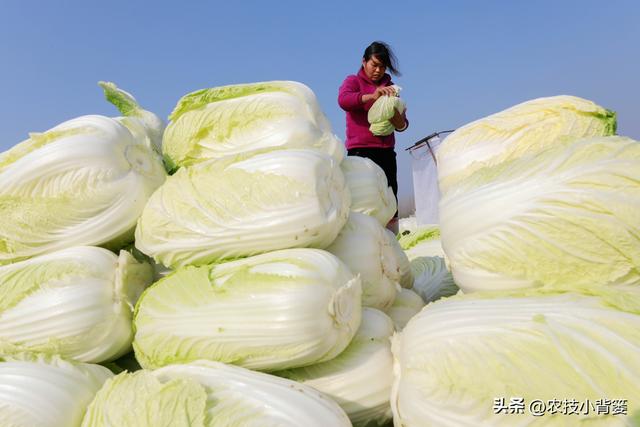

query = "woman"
[[338, 41, 408, 233]]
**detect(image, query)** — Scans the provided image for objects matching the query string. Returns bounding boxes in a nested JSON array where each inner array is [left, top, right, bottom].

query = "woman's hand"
[[389, 108, 407, 131], [375, 86, 397, 99], [361, 86, 397, 103]]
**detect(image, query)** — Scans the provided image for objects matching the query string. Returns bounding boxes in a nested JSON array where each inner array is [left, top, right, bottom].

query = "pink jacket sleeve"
[[338, 75, 363, 112]]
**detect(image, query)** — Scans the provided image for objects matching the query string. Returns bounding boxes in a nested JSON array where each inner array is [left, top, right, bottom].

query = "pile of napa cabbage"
[[0, 80, 404, 427], [392, 95, 640, 426], [1, 81, 638, 427]]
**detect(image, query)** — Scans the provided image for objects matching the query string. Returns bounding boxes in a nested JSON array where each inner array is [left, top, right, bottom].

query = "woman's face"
[[362, 55, 386, 82]]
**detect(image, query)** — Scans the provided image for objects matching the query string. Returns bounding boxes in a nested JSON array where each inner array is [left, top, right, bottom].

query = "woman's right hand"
[[362, 86, 397, 103], [374, 86, 397, 99]]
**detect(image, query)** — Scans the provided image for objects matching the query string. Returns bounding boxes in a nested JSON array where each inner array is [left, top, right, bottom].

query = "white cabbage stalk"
[[391, 286, 640, 426], [81, 361, 352, 427], [135, 149, 350, 269], [275, 308, 394, 427], [0, 113, 166, 264], [436, 95, 616, 193], [367, 86, 406, 136], [341, 156, 397, 225], [0, 247, 153, 363], [0, 352, 113, 427], [384, 229, 413, 289], [162, 80, 344, 170], [99, 81, 165, 154], [133, 248, 362, 371], [441, 136, 640, 293], [385, 288, 424, 331], [326, 212, 399, 310], [410, 256, 458, 303], [398, 225, 444, 260]]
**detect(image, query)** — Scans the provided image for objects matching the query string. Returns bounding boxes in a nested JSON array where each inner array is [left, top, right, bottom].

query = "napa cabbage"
[[326, 213, 399, 310], [0, 246, 153, 363], [385, 288, 424, 330], [81, 361, 351, 427], [275, 308, 395, 427], [0, 85, 166, 264], [341, 156, 397, 226], [436, 95, 616, 193], [0, 352, 113, 427], [162, 81, 344, 170], [397, 225, 444, 260], [385, 229, 412, 289], [440, 136, 640, 292], [135, 149, 350, 269], [391, 285, 640, 426], [410, 256, 458, 303], [367, 86, 405, 136], [133, 248, 361, 371]]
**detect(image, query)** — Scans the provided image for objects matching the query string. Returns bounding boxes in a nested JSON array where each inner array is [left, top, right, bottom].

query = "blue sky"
[[1, 0, 638, 214]]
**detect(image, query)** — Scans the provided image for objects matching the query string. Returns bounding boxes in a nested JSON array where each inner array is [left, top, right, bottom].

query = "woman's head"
[[362, 41, 400, 81]]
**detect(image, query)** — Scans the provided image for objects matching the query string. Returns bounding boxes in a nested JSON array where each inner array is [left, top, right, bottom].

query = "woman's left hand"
[[390, 108, 406, 130]]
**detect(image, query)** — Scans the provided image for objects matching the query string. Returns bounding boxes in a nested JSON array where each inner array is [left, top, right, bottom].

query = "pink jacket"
[[338, 68, 408, 150]]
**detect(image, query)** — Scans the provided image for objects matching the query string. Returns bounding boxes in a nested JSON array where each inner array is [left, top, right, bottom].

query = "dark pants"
[[347, 147, 398, 218]]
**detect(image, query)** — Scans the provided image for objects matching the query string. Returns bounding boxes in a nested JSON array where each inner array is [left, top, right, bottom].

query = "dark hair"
[[363, 41, 401, 76]]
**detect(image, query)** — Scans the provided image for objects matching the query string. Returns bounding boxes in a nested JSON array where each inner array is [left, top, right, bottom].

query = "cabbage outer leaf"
[[135, 149, 350, 269], [0, 352, 113, 427], [436, 95, 616, 193], [82, 360, 352, 427], [440, 136, 640, 292], [162, 81, 343, 170]]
